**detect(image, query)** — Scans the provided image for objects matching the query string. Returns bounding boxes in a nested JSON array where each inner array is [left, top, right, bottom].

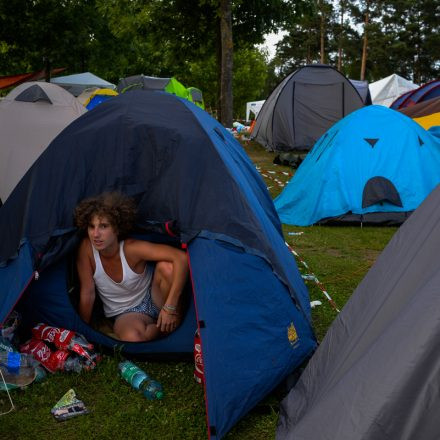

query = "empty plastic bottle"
[[63, 356, 84, 373], [118, 360, 164, 400], [0, 351, 37, 371]]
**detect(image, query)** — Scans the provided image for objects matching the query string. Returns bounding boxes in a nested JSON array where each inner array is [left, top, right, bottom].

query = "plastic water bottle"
[[118, 360, 164, 400], [0, 351, 37, 371], [63, 356, 83, 373]]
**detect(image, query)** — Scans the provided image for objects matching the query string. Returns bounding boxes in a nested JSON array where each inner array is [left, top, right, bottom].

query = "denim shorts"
[[118, 287, 161, 320]]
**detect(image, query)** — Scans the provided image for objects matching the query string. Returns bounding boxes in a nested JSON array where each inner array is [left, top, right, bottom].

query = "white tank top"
[[92, 241, 154, 317]]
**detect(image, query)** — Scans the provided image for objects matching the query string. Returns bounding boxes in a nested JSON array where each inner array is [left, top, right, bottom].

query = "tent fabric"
[[14, 84, 52, 103], [398, 96, 440, 119], [0, 90, 316, 440], [51, 72, 116, 96], [413, 113, 440, 130], [398, 96, 440, 130], [0, 81, 86, 203], [276, 182, 440, 440], [251, 64, 365, 152], [117, 75, 188, 98], [349, 79, 372, 105], [83, 88, 118, 110], [390, 79, 440, 109], [76, 87, 99, 105], [0, 68, 66, 90], [274, 105, 440, 226], [186, 86, 205, 109], [369, 74, 418, 107], [245, 100, 265, 121], [117, 75, 207, 110]]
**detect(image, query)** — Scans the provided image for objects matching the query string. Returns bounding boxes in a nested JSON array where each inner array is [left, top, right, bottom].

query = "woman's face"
[[87, 214, 118, 252]]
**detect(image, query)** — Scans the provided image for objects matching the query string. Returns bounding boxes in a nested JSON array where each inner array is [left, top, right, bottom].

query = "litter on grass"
[[51, 389, 89, 421]]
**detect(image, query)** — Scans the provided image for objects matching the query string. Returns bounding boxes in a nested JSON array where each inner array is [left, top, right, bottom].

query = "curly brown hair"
[[74, 192, 137, 239]]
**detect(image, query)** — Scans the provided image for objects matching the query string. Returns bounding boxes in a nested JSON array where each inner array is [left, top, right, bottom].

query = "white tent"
[[369, 74, 418, 107], [245, 100, 265, 121], [0, 82, 86, 203]]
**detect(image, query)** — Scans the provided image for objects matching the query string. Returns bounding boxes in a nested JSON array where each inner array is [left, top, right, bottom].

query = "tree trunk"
[[360, 1, 369, 81], [216, 17, 222, 122], [337, 1, 344, 71], [219, 0, 233, 127], [320, 1, 325, 64], [44, 56, 51, 82]]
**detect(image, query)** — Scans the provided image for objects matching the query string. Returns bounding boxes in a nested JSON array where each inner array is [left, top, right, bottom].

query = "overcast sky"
[[258, 31, 288, 60]]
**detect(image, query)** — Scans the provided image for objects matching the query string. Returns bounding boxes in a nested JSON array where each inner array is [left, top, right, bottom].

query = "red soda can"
[[194, 330, 204, 385]]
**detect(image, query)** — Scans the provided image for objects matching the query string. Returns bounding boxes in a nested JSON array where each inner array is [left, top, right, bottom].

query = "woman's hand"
[[156, 308, 179, 333]]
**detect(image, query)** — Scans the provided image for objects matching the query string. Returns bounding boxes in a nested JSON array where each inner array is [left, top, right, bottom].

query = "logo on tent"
[[288, 322, 299, 347]]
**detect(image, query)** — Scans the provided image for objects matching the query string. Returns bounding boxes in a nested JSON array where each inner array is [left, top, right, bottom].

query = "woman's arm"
[[126, 239, 189, 331], [76, 239, 96, 324]]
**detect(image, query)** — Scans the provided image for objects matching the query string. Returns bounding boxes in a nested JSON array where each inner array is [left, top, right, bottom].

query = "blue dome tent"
[[275, 105, 440, 226], [0, 91, 316, 439]]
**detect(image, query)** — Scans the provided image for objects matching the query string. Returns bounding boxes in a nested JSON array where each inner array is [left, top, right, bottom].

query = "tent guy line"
[[285, 241, 340, 313], [256, 166, 290, 188]]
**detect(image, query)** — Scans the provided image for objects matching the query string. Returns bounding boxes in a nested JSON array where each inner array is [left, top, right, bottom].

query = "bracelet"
[[163, 304, 177, 312], [162, 306, 178, 315]]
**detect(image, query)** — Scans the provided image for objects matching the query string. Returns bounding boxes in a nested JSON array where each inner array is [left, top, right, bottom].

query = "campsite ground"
[[1, 140, 397, 440]]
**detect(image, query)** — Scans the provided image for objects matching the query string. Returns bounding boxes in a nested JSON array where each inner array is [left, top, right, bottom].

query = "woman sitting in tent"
[[74, 192, 189, 342]]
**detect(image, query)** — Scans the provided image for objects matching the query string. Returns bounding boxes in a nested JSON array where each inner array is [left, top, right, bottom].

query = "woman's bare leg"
[[113, 313, 161, 342]]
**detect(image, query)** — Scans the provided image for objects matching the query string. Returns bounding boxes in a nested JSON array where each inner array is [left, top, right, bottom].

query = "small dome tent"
[[0, 81, 86, 204], [277, 183, 440, 440], [251, 64, 365, 152], [274, 105, 440, 226], [0, 91, 316, 440]]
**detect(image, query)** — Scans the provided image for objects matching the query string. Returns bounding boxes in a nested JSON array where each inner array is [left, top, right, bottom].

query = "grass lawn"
[[0, 140, 397, 440]]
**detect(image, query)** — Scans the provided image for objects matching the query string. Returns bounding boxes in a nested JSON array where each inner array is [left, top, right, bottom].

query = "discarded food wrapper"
[[51, 389, 89, 421]]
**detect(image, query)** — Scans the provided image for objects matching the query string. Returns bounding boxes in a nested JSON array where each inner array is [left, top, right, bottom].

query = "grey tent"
[[251, 64, 365, 152], [0, 81, 86, 204], [117, 74, 170, 93], [277, 183, 440, 440], [116, 75, 188, 99]]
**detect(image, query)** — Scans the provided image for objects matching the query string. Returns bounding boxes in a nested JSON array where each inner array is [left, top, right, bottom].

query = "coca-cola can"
[[194, 330, 204, 385]]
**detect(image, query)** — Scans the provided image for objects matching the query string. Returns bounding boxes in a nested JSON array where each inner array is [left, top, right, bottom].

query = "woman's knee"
[[155, 261, 174, 281], [114, 326, 144, 342]]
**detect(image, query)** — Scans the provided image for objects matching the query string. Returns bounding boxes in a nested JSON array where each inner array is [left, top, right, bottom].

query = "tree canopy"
[[0, 0, 438, 118]]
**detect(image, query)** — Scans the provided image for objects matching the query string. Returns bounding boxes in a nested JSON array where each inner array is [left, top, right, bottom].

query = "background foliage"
[[0, 0, 438, 117]]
